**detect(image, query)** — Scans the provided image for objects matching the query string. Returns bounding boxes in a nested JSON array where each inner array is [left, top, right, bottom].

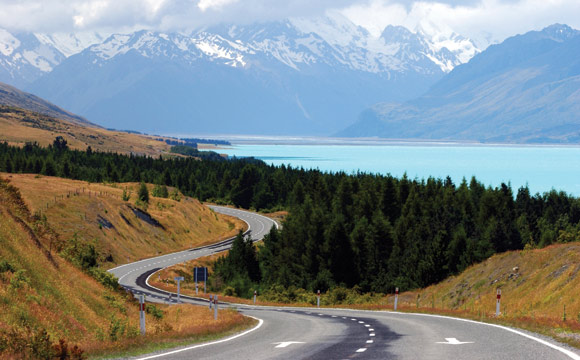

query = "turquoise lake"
[[209, 143, 580, 196]]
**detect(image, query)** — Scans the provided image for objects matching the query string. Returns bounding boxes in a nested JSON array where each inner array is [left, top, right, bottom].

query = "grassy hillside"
[[398, 243, 580, 317], [0, 175, 252, 358], [368, 243, 578, 347], [0, 82, 90, 126], [4, 174, 245, 268], [0, 106, 173, 156]]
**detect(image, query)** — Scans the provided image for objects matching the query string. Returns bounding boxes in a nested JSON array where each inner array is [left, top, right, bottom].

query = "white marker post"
[[254, 290, 257, 305], [174, 276, 184, 303], [496, 289, 501, 316], [214, 295, 218, 320], [209, 295, 213, 310], [196, 283, 199, 296], [394, 287, 399, 311], [139, 294, 146, 335], [317, 290, 321, 308]]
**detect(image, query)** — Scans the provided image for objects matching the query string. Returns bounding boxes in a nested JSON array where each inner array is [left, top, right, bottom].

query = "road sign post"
[[254, 290, 257, 305], [194, 267, 208, 295], [394, 287, 399, 311], [214, 295, 218, 320], [174, 276, 184, 303], [139, 294, 146, 335], [496, 289, 501, 316], [317, 290, 320, 308]]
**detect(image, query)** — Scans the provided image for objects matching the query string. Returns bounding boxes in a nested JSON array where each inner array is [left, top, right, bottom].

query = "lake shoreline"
[[169, 134, 580, 148]]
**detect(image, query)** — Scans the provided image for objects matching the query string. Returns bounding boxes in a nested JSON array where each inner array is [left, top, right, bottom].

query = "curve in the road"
[[110, 206, 580, 360]]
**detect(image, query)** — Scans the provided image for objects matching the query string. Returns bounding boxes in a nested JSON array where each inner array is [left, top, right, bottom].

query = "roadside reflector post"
[[214, 295, 218, 320], [209, 295, 213, 310], [394, 288, 399, 311], [254, 290, 257, 305], [204, 267, 207, 294], [496, 289, 501, 316], [317, 290, 321, 308], [174, 276, 184, 303], [139, 294, 146, 335], [196, 283, 199, 296]]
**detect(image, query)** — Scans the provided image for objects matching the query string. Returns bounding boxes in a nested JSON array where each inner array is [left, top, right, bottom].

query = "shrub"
[[0, 260, 15, 273], [146, 304, 164, 321], [89, 268, 119, 291], [152, 184, 169, 198], [10, 269, 30, 290]]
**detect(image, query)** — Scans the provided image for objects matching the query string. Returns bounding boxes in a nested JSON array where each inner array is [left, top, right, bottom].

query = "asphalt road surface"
[[109, 206, 580, 360]]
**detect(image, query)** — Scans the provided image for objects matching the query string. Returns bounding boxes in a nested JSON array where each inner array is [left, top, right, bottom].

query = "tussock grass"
[[0, 175, 253, 358], [4, 174, 245, 268], [0, 106, 173, 156]]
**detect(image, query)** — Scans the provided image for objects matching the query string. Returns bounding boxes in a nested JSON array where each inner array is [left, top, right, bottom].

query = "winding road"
[[109, 206, 580, 360]]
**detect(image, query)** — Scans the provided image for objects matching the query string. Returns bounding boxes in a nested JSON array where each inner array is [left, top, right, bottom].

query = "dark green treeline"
[[1, 141, 579, 294]]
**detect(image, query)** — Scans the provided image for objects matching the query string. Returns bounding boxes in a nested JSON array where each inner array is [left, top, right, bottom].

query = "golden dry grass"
[[0, 106, 173, 156], [85, 304, 255, 357], [0, 175, 254, 357], [4, 173, 246, 268]]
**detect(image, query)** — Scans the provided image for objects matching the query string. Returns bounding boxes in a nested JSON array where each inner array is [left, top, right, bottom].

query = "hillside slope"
[[0, 175, 251, 357], [341, 24, 580, 144], [0, 81, 91, 126], [394, 243, 580, 344], [4, 174, 245, 268], [0, 175, 138, 355], [0, 106, 173, 156]]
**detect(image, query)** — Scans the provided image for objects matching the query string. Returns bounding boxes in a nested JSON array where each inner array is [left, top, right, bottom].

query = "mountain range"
[[341, 24, 580, 143], [0, 14, 477, 136], [1, 19, 578, 143]]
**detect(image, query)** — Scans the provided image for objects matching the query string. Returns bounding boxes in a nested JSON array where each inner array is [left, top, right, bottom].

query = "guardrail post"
[[139, 294, 146, 335], [496, 289, 501, 316]]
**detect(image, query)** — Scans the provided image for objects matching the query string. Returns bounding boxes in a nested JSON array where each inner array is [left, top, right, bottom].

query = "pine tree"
[[138, 182, 149, 204]]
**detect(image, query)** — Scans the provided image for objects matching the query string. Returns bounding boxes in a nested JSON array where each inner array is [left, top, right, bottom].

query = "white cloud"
[[0, 0, 578, 47], [341, 0, 580, 48], [198, 0, 240, 12]]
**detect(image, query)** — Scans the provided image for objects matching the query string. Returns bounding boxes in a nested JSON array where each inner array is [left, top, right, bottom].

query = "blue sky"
[[1, 0, 579, 47]]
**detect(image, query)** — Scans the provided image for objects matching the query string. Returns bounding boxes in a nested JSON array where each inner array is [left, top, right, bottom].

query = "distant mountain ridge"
[[0, 81, 92, 126], [340, 24, 580, 143], [0, 14, 479, 135]]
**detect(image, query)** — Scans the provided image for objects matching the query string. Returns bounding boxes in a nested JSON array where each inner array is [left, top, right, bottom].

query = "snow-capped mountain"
[[340, 24, 580, 144], [0, 29, 106, 87], [0, 30, 65, 87], [4, 14, 480, 135]]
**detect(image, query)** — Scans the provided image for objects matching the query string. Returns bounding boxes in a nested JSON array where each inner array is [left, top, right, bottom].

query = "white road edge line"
[[388, 312, 580, 360], [135, 315, 264, 360]]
